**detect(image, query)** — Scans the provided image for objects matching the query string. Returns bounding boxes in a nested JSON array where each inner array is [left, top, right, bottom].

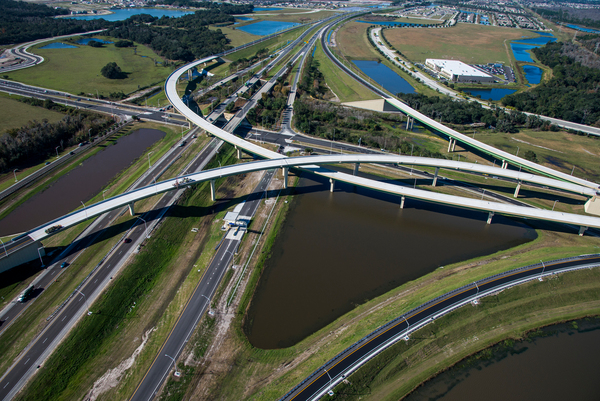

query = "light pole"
[[56, 146, 60, 158], [13, 169, 18, 183], [516, 146, 520, 157], [552, 200, 558, 211], [147, 152, 154, 170], [75, 289, 92, 315], [88, 128, 92, 142], [137, 216, 149, 238], [37, 246, 45, 267], [102, 190, 107, 200], [80, 201, 88, 219], [165, 354, 180, 376], [0, 238, 7, 257], [540, 259, 546, 275]]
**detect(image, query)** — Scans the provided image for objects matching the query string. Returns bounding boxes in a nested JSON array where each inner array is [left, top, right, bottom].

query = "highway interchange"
[[1, 11, 600, 401]]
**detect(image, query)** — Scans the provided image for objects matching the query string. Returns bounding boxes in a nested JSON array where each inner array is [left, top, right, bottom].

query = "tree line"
[[0, 99, 114, 172], [502, 41, 600, 126]]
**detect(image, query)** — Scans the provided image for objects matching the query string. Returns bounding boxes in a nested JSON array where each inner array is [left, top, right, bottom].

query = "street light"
[[540, 259, 546, 275], [137, 216, 149, 238], [552, 200, 559, 211], [81, 201, 88, 219], [102, 190, 107, 200], [37, 246, 45, 267], [88, 128, 92, 142], [147, 152, 154, 170], [516, 146, 520, 157], [13, 169, 18, 183], [56, 146, 60, 158], [165, 354, 180, 376], [75, 289, 92, 315]]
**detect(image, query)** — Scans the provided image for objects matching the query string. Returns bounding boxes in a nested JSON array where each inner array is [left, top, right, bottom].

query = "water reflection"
[[352, 60, 416, 95]]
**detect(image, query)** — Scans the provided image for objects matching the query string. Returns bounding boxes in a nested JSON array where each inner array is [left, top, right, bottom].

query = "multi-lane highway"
[[130, 169, 276, 401], [281, 254, 600, 401]]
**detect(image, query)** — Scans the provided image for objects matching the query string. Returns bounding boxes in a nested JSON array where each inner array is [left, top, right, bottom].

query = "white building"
[[426, 59, 495, 83]]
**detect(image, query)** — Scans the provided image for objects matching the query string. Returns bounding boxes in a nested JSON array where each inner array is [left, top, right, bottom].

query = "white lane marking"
[[3, 382, 9, 389], [43, 338, 47, 344], [24, 358, 30, 365], [61, 316, 66, 321], [94, 279, 97, 283]]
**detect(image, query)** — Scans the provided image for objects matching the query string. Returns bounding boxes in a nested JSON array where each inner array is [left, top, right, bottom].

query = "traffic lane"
[[288, 255, 600, 400], [0, 158, 187, 397], [131, 237, 236, 401]]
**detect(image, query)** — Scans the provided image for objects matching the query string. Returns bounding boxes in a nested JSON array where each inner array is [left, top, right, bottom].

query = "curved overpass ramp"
[[22, 154, 600, 242]]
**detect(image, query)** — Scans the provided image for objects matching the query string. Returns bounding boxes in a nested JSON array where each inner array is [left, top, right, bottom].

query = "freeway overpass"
[[15, 154, 600, 244]]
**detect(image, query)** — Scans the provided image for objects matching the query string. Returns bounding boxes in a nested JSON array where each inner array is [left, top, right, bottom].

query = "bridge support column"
[[514, 182, 521, 198], [282, 167, 289, 189], [451, 139, 456, 152], [187, 69, 192, 80], [501, 160, 508, 169], [447, 138, 454, 152], [329, 178, 335, 193], [400, 196, 405, 209], [353, 163, 360, 176], [210, 179, 216, 201], [579, 226, 588, 236], [235, 145, 242, 159], [432, 167, 440, 187], [128, 202, 135, 216], [486, 211, 494, 225]]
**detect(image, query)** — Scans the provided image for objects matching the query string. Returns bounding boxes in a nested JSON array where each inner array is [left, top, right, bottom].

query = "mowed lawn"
[[5, 38, 173, 98], [337, 21, 379, 60], [384, 24, 540, 64], [0, 95, 65, 133]]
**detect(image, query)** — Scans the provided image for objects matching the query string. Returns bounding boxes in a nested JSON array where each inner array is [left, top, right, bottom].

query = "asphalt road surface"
[[0, 132, 221, 401], [282, 254, 600, 401], [130, 169, 276, 401]]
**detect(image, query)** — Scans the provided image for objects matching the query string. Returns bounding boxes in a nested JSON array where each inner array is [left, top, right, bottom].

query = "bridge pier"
[[235, 145, 242, 159], [329, 178, 335, 193], [447, 138, 453, 152], [210, 179, 216, 201], [579, 226, 588, 236], [353, 163, 360, 176], [432, 167, 440, 187], [514, 182, 521, 198], [487, 211, 494, 225], [451, 139, 456, 152], [282, 167, 289, 189], [501, 160, 508, 169], [187, 69, 192, 80], [400, 195, 405, 209], [128, 202, 135, 216]]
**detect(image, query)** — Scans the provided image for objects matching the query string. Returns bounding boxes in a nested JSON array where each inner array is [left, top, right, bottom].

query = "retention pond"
[[405, 318, 600, 400], [245, 174, 536, 349], [0, 128, 165, 236]]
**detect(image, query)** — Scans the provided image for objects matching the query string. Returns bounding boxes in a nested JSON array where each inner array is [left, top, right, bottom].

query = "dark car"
[[69, 151, 75, 155], [124, 238, 132, 244], [60, 262, 69, 268]]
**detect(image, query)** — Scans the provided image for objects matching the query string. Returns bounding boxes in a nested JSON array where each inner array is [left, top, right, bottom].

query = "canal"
[[244, 173, 536, 349], [405, 318, 600, 400], [0, 128, 165, 236]]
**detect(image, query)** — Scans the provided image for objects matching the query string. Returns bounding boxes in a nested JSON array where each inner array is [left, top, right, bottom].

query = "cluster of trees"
[[401, 93, 544, 133], [298, 55, 328, 99], [229, 48, 269, 72], [0, 0, 109, 45], [532, 7, 600, 30], [502, 42, 600, 126], [0, 106, 113, 172], [101, 62, 127, 79], [107, 12, 232, 61], [150, 0, 253, 15], [246, 75, 289, 128], [293, 97, 445, 158]]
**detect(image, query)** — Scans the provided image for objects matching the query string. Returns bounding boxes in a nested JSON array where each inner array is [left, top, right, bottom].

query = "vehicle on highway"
[[60, 262, 69, 268], [18, 285, 34, 303], [179, 141, 187, 147], [69, 151, 75, 155], [45, 225, 63, 234], [123, 238, 132, 244]]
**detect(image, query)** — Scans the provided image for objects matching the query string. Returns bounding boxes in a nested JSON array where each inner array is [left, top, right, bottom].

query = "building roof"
[[426, 59, 492, 78]]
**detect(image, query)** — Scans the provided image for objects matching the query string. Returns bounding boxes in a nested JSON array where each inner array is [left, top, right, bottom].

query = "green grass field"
[[383, 23, 541, 64], [4, 37, 173, 98], [0, 94, 65, 133]]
